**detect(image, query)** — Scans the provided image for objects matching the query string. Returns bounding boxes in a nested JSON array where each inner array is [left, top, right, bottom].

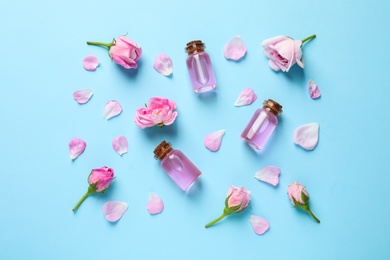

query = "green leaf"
[[301, 192, 310, 204]]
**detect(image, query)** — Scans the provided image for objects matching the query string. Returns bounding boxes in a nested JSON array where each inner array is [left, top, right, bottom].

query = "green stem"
[[86, 41, 113, 49], [301, 34, 316, 44], [205, 208, 231, 228], [72, 186, 95, 212], [307, 209, 320, 223]]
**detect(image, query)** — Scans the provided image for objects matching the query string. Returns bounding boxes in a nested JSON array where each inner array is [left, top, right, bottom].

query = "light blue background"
[[1, 0, 389, 259]]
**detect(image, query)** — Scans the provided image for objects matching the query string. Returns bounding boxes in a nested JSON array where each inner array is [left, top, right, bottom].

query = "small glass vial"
[[154, 141, 202, 191], [241, 99, 283, 150], [185, 40, 217, 93]]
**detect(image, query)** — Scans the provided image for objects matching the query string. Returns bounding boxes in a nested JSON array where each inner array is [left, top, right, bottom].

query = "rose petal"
[[112, 136, 128, 155], [73, 89, 94, 104], [250, 215, 270, 235], [153, 53, 173, 76], [254, 166, 281, 186], [204, 129, 226, 152], [293, 123, 320, 150], [234, 88, 257, 107], [102, 201, 128, 222], [308, 80, 321, 99], [103, 100, 122, 120], [69, 138, 86, 160], [146, 192, 164, 215], [224, 36, 247, 61], [83, 55, 99, 71]]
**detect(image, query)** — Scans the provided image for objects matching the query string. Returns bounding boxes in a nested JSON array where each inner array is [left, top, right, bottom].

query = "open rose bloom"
[[134, 97, 178, 129]]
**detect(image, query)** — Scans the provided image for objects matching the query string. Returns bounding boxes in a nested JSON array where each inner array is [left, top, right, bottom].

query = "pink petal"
[[204, 129, 226, 152], [103, 100, 122, 120], [250, 215, 270, 235], [73, 89, 94, 104], [83, 55, 99, 71], [224, 35, 247, 61], [153, 53, 173, 76], [102, 201, 128, 222], [308, 80, 321, 99], [293, 123, 320, 150], [234, 88, 257, 107], [112, 136, 128, 155], [146, 192, 164, 215], [254, 166, 281, 186], [69, 138, 86, 160]]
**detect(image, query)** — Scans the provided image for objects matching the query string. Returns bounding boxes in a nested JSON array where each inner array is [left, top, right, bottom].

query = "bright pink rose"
[[287, 181, 309, 206], [135, 97, 178, 129], [226, 185, 251, 212], [261, 36, 303, 72], [88, 166, 114, 192], [109, 36, 142, 69]]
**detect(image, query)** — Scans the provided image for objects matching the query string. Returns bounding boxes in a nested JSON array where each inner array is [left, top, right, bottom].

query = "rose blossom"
[[205, 185, 251, 228], [287, 181, 320, 223], [134, 97, 178, 129], [261, 34, 316, 72]]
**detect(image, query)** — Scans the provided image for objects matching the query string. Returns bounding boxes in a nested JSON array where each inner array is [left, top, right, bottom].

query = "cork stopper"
[[262, 99, 283, 116], [154, 141, 173, 160], [185, 40, 205, 55]]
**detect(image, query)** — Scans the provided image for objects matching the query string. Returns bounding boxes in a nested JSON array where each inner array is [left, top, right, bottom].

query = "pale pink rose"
[[88, 166, 114, 192], [109, 36, 142, 69], [261, 36, 303, 72], [287, 181, 309, 206], [226, 185, 251, 212], [134, 97, 178, 129]]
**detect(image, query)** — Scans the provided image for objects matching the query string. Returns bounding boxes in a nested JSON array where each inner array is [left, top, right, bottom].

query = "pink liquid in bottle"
[[154, 141, 201, 191]]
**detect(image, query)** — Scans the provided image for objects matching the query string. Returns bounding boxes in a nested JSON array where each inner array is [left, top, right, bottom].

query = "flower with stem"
[[287, 181, 320, 223]]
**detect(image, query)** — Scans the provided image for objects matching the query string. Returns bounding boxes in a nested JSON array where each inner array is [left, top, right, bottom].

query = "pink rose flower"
[[87, 35, 142, 69], [287, 181, 320, 223], [261, 34, 316, 72], [72, 166, 115, 212], [205, 185, 251, 228], [135, 97, 178, 129]]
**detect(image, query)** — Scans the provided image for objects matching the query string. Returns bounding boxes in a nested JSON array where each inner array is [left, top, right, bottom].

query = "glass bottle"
[[185, 40, 217, 93], [240, 99, 283, 150], [154, 141, 202, 191]]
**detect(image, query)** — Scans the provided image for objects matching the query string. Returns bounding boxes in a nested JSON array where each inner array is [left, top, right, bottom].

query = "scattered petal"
[[308, 80, 321, 99], [293, 123, 320, 150], [153, 53, 173, 76], [83, 55, 99, 71], [146, 192, 164, 215], [69, 138, 86, 160], [103, 100, 122, 120], [73, 89, 94, 104], [254, 166, 281, 186], [102, 201, 128, 222], [204, 129, 226, 152], [250, 215, 270, 235], [224, 35, 247, 61], [112, 136, 128, 155], [234, 88, 257, 107]]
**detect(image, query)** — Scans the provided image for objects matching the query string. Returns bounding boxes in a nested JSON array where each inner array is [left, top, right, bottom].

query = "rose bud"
[[72, 166, 114, 212], [287, 181, 320, 223], [87, 35, 142, 69], [205, 185, 251, 228]]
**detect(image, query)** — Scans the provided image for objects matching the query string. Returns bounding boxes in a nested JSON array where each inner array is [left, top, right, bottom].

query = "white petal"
[[308, 80, 321, 99], [73, 89, 94, 104], [254, 166, 281, 186], [112, 136, 128, 155], [293, 123, 320, 150], [204, 129, 226, 152], [102, 201, 128, 222], [146, 192, 164, 215], [153, 53, 173, 76], [234, 88, 257, 107], [103, 100, 122, 120], [250, 215, 270, 235], [224, 35, 247, 61]]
